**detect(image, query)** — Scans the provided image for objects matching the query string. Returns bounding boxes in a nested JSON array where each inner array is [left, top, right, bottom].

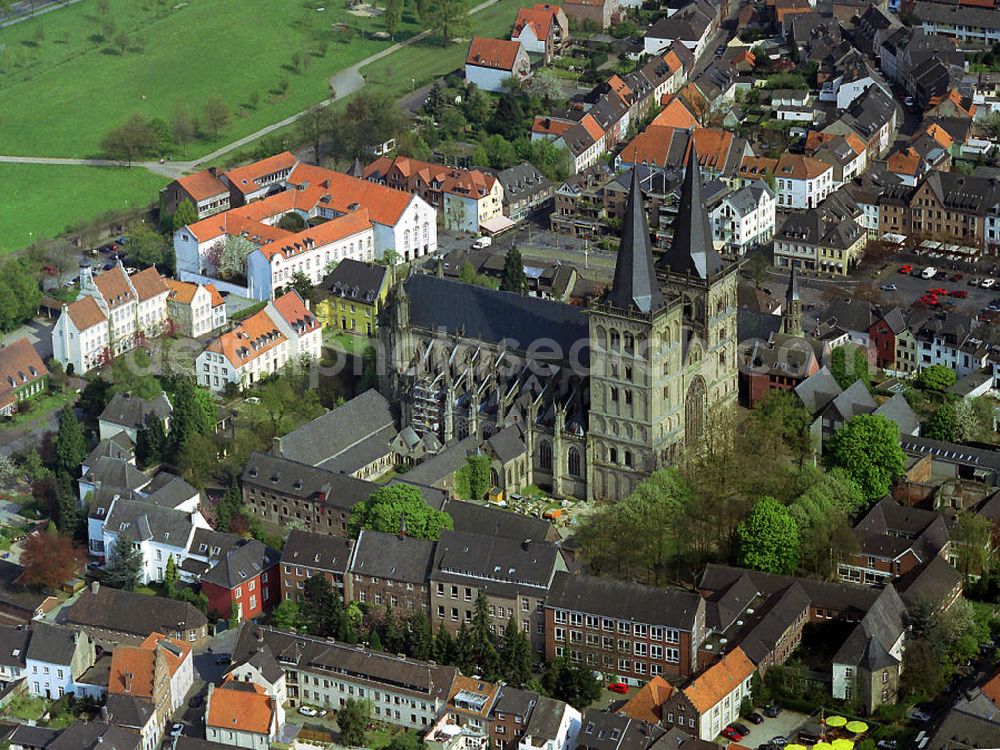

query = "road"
[[0, 0, 85, 30]]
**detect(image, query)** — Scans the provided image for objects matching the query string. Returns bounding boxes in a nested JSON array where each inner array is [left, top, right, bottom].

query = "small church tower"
[[783, 265, 803, 336]]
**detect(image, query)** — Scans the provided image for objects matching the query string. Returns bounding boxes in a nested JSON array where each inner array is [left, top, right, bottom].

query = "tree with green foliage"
[[104, 533, 143, 591], [405, 613, 433, 661], [827, 414, 905, 503], [382, 605, 405, 654], [500, 614, 533, 688], [215, 479, 244, 533], [79, 377, 113, 419], [751, 390, 814, 466], [792, 465, 868, 517], [202, 97, 231, 139], [107, 349, 161, 401], [349, 484, 454, 540], [0, 260, 43, 333], [500, 245, 528, 294], [289, 271, 313, 300], [542, 657, 602, 708], [924, 401, 959, 441], [127, 223, 170, 269], [468, 592, 500, 678], [172, 200, 198, 232], [163, 554, 178, 593], [384, 0, 403, 37], [297, 104, 336, 164], [432, 623, 456, 664], [454, 454, 491, 501], [788, 475, 858, 579], [490, 95, 526, 141], [916, 364, 957, 392], [272, 598, 303, 631], [386, 732, 424, 750], [423, 81, 446, 119], [136, 417, 166, 468], [829, 344, 871, 391], [427, 0, 470, 45], [951, 511, 995, 578], [101, 114, 159, 166], [217, 234, 255, 279], [167, 377, 215, 463], [54, 407, 87, 476], [175, 586, 209, 612], [736, 496, 799, 574], [337, 698, 372, 747], [56, 473, 84, 538], [303, 573, 338, 636]]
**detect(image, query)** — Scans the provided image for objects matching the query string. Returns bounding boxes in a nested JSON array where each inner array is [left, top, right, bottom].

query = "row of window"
[[551, 611, 681, 641]]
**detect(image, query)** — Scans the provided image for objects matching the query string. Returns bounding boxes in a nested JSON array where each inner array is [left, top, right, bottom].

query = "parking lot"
[[734, 708, 812, 748], [871, 263, 1000, 322]]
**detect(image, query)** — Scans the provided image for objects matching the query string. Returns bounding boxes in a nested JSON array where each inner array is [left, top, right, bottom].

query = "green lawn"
[[0, 162, 167, 253], [0, 0, 417, 159]]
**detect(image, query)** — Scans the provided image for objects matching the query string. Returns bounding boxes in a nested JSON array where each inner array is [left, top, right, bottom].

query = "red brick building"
[[201, 540, 280, 622], [544, 572, 705, 684], [868, 308, 909, 370]]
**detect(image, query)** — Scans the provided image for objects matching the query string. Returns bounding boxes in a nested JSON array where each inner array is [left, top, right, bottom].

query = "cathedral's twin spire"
[[606, 140, 724, 314]]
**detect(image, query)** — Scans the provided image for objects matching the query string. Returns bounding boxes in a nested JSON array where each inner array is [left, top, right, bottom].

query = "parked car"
[[732, 723, 751, 736], [764, 705, 782, 718], [102, 262, 115, 271], [722, 726, 745, 741], [877, 740, 898, 749], [748, 712, 765, 725], [299, 706, 319, 717], [899, 265, 912, 274], [607, 682, 629, 694], [214, 653, 230, 665], [770, 736, 788, 746], [904, 95, 915, 107], [933, 270, 948, 280], [969, 278, 981, 286], [188, 694, 203, 708], [982, 278, 996, 289], [950, 273, 963, 282], [950, 290, 968, 298], [880, 283, 897, 292], [169, 724, 184, 737], [908, 707, 932, 723]]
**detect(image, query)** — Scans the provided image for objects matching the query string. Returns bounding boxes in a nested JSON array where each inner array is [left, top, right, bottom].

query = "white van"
[[920, 266, 937, 279], [472, 236, 492, 250]]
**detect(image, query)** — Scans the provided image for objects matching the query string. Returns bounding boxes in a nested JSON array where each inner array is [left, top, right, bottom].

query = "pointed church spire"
[[660, 139, 724, 279], [347, 156, 364, 178], [783, 265, 803, 336], [606, 168, 664, 314]]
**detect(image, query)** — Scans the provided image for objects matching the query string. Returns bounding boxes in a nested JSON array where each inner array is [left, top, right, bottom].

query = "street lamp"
[[411, 78, 416, 91]]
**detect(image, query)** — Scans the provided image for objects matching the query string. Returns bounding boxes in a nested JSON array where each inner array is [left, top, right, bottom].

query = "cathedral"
[[380, 145, 739, 502]]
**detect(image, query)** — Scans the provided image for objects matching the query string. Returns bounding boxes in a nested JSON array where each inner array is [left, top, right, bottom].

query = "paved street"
[[1, 318, 54, 362]]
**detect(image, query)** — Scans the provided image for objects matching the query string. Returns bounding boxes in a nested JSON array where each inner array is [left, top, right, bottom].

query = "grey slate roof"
[[64, 585, 207, 638], [523, 695, 567, 742], [242, 451, 376, 512], [736, 583, 811, 665], [402, 435, 482, 487], [737, 309, 783, 344], [201, 539, 279, 590], [232, 623, 457, 702], [0, 561, 53, 619], [825, 380, 876, 422], [349, 529, 435, 584], [0, 625, 29, 669], [403, 274, 591, 366], [104, 694, 154, 729], [25, 623, 80, 666], [104, 498, 196, 546], [84, 433, 135, 468], [873, 393, 919, 436], [895, 556, 962, 610], [794, 367, 841, 414], [46, 721, 140, 750], [832, 584, 905, 667], [280, 530, 353, 575], [233, 646, 285, 685], [319, 259, 388, 304], [432, 530, 560, 597], [491, 162, 552, 201], [442, 499, 555, 542], [5, 724, 58, 749], [99, 393, 172, 431], [704, 571, 759, 631], [141, 472, 199, 509], [274, 389, 396, 469], [607, 167, 664, 315], [83, 457, 150, 494], [660, 144, 724, 279], [487, 425, 527, 463], [547, 571, 702, 630], [578, 709, 664, 750], [491, 685, 539, 718]]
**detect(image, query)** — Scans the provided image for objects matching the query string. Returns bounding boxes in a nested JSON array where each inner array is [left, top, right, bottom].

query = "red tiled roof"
[[176, 170, 228, 202], [65, 296, 107, 331], [287, 163, 415, 226], [224, 152, 298, 196], [93, 266, 135, 310], [580, 113, 605, 142], [622, 677, 675, 724], [682, 647, 755, 713], [513, 6, 554, 40], [205, 284, 225, 308], [270, 290, 321, 335], [129, 267, 168, 302], [888, 147, 921, 176], [466, 37, 523, 70], [206, 308, 287, 369], [208, 679, 273, 735], [258, 209, 372, 262], [776, 152, 832, 180], [532, 116, 573, 137], [0, 339, 48, 410]]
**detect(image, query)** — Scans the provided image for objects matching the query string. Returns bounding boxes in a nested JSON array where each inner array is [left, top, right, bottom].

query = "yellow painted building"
[[315, 259, 392, 337]]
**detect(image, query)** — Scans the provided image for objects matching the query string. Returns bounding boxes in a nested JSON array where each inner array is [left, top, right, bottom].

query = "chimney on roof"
[[399, 512, 408, 539], [91, 581, 100, 596]]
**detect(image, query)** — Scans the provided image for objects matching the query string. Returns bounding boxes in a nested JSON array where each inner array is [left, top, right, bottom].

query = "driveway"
[[2, 319, 55, 361], [734, 709, 811, 747]]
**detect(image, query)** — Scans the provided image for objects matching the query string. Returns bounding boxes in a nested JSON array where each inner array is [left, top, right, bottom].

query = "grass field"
[[0, 162, 167, 253], [0, 0, 416, 158]]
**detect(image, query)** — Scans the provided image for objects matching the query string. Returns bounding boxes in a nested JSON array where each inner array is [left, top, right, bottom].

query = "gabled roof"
[[467, 37, 523, 70], [201, 540, 279, 590], [93, 265, 136, 309], [65, 585, 207, 637], [0, 339, 48, 408], [129, 267, 168, 302], [281, 529, 353, 574], [681, 647, 755, 712], [65, 295, 107, 332], [208, 678, 273, 735], [547, 571, 702, 629], [25, 623, 81, 666], [270, 290, 321, 337], [513, 5, 559, 40], [205, 307, 287, 369], [176, 170, 229, 201], [100, 392, 172, 431], [349, 529, 435, 584], [224, 151, 298, 196], [319, 259, 389, 303], [622, 676, 675, 724]]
